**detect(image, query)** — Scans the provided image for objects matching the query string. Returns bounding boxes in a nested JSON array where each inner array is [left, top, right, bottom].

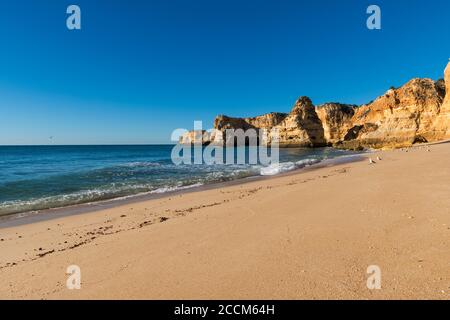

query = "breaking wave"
[[259, 158, 321, 176], [0, 145, 363, 217]]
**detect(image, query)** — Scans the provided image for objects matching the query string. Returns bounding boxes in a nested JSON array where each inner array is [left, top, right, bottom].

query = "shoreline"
[[0, 142, 449, 299], [0, 152, 366, 229], [4, 139, 449, 228]]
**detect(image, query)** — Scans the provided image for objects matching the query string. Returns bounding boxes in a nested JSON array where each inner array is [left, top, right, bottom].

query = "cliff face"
[[444, 63, 450, 105], [214, 112, 287, 131], [181, 62, 450, 149], [180, 113, 287, 145], [316, 103, 356, 144], [340, 78, 446, 149], [437, 62, 450, 137], [269, 97, 327, 147], [340, 63, 449, 149], [178, 130, 223, 145]]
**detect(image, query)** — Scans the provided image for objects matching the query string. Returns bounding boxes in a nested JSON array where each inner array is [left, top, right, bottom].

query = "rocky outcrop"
[[339, 77, 446, 149], [181, 62, 450, 149], [444, 62, 450, 104], [212, 112, 287, 146], [316, 103, 356, 144], [179, 130, 223, 145], [179, 130, 209, 145], [214, 112, 288, 131], [436, 62, 450, 138], [269, 97, 326, 147]]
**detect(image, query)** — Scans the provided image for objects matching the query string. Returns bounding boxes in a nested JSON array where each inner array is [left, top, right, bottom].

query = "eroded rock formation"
[[180, 62, 450, 149], [178, 130, 223, 145], [214, 112, 288, 131], [340, 78, 446, 149], [316, 103, 356, 144], [269, 97, 327, 147], [437, 62, 450, 138]]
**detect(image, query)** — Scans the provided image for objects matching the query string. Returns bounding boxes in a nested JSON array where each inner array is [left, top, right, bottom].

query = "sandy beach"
[[0, 142, 449, 300]]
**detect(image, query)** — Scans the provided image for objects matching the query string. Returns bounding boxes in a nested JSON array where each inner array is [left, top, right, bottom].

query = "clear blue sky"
[[0, 0, 449, 145]]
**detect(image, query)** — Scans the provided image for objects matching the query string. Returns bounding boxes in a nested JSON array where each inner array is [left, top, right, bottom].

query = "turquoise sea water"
[[0, 145, 362, 216]]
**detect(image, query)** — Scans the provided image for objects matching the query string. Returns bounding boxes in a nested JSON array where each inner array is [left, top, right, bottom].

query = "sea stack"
[[269, 97, 327, 148]]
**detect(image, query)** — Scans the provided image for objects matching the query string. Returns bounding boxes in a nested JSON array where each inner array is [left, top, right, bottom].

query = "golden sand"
[[0, 143, 449, 299]]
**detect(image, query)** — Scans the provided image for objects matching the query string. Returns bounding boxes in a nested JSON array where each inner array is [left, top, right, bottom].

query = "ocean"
[[0, 145, 363, 216]]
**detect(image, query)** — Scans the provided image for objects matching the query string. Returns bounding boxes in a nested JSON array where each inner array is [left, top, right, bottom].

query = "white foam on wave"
[[0, 182, 205, 216], [1, 153, 361, 216], [120, 161, 161, 167], [260, 158, 321, 176], [150, 183, 204, 194]]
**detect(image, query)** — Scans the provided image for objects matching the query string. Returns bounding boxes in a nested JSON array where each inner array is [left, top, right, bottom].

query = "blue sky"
[[0, 0, 449, 145]]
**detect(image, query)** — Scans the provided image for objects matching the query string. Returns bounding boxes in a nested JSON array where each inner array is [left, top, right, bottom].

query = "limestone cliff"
[[179, 130, 223, 145], [444, 62, 450, 106], [316, 103, 356, 144], [214, 112, 288, 131], [340, 77, 446, 149], [437, 62, 450, 138], [181, 62, 450, 149], [213, 112, 287, 146], [269, 97, 326, 147]]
